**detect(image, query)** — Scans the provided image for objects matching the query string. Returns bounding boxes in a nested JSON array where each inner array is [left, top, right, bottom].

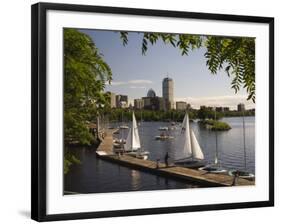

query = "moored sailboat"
[[174, 113, 206, 168], [228, 112, 255, 180], [199, 109, 227, 174], [123, 112, 149, 159]]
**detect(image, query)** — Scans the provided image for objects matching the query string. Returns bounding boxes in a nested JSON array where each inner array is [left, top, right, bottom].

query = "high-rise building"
[[134, 99, 144, 109], [237, 103, 245, 112], [176, 101, 187, 111], [107, 92, 116, 108], [162, 77, 174, 110], [116, 95, 128, 108]]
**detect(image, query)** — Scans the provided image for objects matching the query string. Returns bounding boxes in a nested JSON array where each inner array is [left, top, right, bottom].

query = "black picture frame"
[[31, 2, 274, 222]]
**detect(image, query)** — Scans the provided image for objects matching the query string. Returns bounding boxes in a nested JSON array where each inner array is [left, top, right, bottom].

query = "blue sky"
[[80, 29, 254, 109]]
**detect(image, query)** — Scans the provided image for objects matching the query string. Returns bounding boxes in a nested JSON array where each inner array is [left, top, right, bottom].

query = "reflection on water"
[[64, 116, 255, 194], [131, 170, 141, 190], [64, 146, 199, 194]]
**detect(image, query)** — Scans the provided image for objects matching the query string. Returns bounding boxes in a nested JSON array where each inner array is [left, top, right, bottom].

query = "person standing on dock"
[[232, 172, 239, 186], [165, 152, 169, 167]]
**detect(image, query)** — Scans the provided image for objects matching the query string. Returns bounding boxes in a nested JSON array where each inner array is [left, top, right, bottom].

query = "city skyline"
[[80, 29, 255, 110]]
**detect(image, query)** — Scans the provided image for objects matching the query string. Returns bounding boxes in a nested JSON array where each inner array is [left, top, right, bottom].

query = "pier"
[[96, 128, 255, 187]]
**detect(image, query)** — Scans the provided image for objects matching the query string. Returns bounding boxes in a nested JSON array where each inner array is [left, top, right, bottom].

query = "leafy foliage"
[[64, 28, 112, 145], [205, 36, 255, 102], [120, 32, 255, 102], [64, 152, 81, 174], [199, 119, 231, 131]]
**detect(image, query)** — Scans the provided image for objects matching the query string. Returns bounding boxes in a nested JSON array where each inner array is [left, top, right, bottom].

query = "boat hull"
[[155, 136, 174, 140], [126, 151, 149, 160], [199, 166, 227, 174], [228, 170, 255, 180], [175, 160, 206, 168]]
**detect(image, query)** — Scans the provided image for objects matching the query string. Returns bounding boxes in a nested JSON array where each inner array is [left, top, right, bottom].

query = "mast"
[[140, 110, 143, 152], [242, 110, 247, 170], [214, 107, 219, 165]]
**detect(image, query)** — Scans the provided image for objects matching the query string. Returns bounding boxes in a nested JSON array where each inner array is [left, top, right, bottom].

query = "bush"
[[199, 119, 231, 131]]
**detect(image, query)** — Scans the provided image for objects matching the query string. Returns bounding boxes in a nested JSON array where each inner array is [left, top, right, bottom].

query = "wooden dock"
[[96, 128, 118, 156], [96, 129, 255, 187]]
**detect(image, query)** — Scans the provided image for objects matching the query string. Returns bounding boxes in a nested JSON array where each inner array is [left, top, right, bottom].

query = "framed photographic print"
[[31, 2, 274, 222]]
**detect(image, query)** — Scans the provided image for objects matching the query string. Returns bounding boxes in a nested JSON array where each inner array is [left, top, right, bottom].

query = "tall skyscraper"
[[162, 77, 174, 110], [107, 91, 116, 108], [237, 103, 245, 112]]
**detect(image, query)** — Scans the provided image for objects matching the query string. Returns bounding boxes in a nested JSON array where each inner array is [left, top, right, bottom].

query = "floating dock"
[[96, 129, 255, 187]]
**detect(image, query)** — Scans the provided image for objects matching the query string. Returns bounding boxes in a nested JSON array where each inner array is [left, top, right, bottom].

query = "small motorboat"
[[113, 142, 122, 149], [114, 138, 126, 144], [155, 132, 174, 140], [119, 125, 129, 129], [158, 126, 169, 131], [199, 165, 227, 174], [126, 150, 149, 160], [228, 170, 255, 180]]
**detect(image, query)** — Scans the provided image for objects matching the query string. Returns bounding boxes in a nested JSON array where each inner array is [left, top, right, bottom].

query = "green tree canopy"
[[64, 28, 112, 145], [120, 32, 255, 102]]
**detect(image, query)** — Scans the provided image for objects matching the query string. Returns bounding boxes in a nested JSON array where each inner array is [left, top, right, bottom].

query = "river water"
[[64, 116, 255, 194]]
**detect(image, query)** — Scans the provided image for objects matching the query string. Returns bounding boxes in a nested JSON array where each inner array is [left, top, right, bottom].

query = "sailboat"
[[228, 112, 255, 180], [199, 109, 227, 173], [174, 112, 206, 168], [124, 112, 149, 159]]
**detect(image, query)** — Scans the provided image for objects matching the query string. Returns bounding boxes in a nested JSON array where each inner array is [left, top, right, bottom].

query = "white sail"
[[132, 112, 141, 150], [190, 130, 204, 160], [174, 113, 192, 161], [181, 112, 187, 129], [123, 112, 141, 152]]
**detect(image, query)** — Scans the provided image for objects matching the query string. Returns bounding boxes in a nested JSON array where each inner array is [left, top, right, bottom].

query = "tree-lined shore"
[[106, 108, 255, 123]]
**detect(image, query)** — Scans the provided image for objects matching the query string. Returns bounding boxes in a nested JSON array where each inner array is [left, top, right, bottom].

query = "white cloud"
[[175, 95, 255, 110], [128, 80, 153, 84], [110, 81, 126, 86], [106, 79, 152, 86], [129, 86, 146, 89]]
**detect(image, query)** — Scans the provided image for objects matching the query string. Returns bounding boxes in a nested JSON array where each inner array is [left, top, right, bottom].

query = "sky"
[[80, 29, 255, 110]]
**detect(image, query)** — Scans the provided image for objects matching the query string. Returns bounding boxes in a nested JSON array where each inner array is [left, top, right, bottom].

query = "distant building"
[[141, 89, 164, 110], [134, 99, 144, 109], [142, 96, 164, 111], [147, 88, 156, 98], [215, 107, 224, 112], [216, 107, 229, 112], [200, 106, 213, 111], [107, 92, 116, 108], [237, 103, 245, 112], [223, 107, 230, 112], [176, 101, 187, 111], [116, 95, 128, 108], [162, 77, 174, 110]]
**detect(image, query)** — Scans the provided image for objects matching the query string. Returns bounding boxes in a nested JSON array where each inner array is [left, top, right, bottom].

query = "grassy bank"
[[199, 119, 231, 131]]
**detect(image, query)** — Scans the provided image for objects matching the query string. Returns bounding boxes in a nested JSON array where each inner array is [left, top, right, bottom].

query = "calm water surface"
[[64, 116, 255, 194]]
